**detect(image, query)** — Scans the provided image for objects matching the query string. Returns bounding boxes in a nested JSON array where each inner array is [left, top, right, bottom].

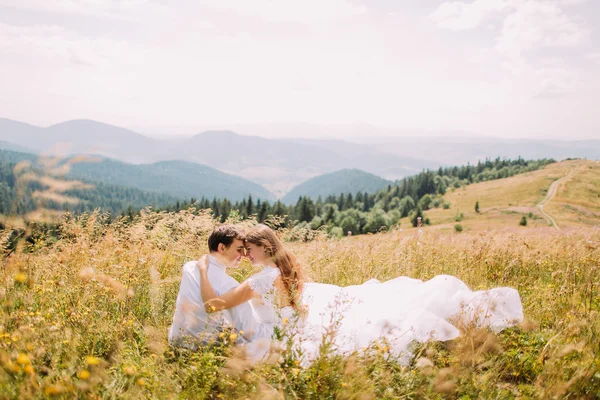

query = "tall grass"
[[1, 210, 599, 399]]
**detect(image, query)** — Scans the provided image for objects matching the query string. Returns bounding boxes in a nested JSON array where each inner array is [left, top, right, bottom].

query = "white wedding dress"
[[243, 268, 524, 365]]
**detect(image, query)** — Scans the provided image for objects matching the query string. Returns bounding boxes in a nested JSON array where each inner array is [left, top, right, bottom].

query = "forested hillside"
[[0, 154, 178, 216], [168, 158, 555, 236], [282, 169, 391, 204]]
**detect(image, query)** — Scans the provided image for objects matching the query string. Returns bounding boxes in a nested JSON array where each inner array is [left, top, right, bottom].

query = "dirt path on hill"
[[537, 169, 575, 231]]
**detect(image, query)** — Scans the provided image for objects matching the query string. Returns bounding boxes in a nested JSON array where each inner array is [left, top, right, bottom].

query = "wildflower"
[[283, 318, 289, 325], [16, 353, 30, 365], [24, 365, 34, 375], [229, 333, 238, 341], [15, 273, 28, 283], [44, 384, 63, 396], [123, 365, 137, 375], [7, 362, 20, 373], [77, 370, 91, 380], [85, 356, 100, 366], [136, 378, 145, 386]]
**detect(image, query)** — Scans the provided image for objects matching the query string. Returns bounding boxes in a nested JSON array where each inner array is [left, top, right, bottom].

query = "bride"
[[197, 224, 524, 363]]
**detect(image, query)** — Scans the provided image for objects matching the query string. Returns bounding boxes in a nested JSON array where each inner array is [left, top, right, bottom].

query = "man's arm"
[[218, 278, 274, 342], [198, 256, 256, 312]]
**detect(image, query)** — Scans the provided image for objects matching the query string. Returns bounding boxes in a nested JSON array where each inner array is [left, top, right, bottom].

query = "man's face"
[[221, 238, 246, 268]]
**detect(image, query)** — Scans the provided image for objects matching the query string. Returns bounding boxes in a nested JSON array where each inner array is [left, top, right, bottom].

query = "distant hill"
[[0, 119, 435, 196], [364, 136, 600, 166], [68, 158, 274, 202], [283, 169, 392, 204], [0, 150, 178, 216], [421, 159, 600, 230], [0, 149, 275, 204], [0, 140, 34, 153]]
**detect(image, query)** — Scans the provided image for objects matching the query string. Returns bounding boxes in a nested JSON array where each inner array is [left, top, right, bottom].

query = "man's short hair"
[[208, 225, 244, 252]]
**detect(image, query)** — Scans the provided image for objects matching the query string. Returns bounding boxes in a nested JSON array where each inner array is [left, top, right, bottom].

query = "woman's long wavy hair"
[[245, 224, 304, 310]]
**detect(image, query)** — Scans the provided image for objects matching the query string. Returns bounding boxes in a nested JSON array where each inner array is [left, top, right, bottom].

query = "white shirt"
[[168, 255, 272, 347]]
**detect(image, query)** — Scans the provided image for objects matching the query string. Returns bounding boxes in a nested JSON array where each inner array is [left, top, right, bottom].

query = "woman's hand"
[[196, 255, 209, 272]]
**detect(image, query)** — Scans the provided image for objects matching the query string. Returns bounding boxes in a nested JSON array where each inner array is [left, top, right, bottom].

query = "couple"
[[169, 224, 524, 363]]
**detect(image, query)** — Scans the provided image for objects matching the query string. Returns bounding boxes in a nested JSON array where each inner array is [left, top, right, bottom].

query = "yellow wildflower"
[[8, 362, 20, 373], [15, 273, 28, 283], [16, 353, 30, 365], [44, 385, 63, 396], [85, 356, 100, 366], [24, 365, 34, 375], [77, 370, 91, 380], [229, 333, 238, 341], [137, 378, 145, 386]]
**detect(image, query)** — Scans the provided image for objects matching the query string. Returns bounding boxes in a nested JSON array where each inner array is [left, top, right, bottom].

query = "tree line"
[[159, 157, 555, 236]]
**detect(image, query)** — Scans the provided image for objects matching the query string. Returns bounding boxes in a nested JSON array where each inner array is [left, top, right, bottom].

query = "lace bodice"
[[247, 266, 294, 324]]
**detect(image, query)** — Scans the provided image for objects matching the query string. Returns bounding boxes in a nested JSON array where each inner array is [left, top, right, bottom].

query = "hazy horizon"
[[4, 117, 599, 142], [1, 0, 599, 140]]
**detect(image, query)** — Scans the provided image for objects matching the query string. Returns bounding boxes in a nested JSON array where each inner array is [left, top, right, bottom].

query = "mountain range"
[[0, 119, 433, 196], [1, 118, 599, 200]]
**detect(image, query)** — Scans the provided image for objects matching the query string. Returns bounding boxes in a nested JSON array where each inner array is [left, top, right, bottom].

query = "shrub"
[[520, 216, 528, 226]]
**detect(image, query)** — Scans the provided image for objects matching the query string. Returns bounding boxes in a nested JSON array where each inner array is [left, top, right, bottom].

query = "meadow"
[[1, 208, 599, 399], [421, 160, 600, 232]]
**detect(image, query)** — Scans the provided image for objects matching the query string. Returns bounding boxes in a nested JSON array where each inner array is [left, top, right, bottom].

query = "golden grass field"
[[1, 159, 599, 399]]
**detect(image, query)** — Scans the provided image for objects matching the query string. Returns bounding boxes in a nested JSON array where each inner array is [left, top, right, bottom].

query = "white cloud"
[[532, 67, 578, 98], [585, 52, 600, 63], [192, 0, 362, 23], [0, 0, 171, 19], [0, 23, 133, 67], [430, 0, 589, 100], [496, 1, 588, 57], [558, 0, 589, 5], [429, 0, 511, 31], [431, 0, 588, 49]]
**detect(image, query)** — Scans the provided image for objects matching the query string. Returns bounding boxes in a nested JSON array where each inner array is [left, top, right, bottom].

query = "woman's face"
[[245, 242, 269, 265]]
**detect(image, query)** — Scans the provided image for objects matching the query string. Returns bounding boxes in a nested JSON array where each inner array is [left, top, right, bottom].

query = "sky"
[[0, 0, 599, 140]]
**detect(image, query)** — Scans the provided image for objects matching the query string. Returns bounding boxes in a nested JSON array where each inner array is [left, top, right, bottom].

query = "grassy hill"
[[282, 169, 392, 204], [412, 159, 600, 231]]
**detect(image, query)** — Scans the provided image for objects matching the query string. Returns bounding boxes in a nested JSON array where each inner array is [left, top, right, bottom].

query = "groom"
[[168, 224, 270, 348]]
